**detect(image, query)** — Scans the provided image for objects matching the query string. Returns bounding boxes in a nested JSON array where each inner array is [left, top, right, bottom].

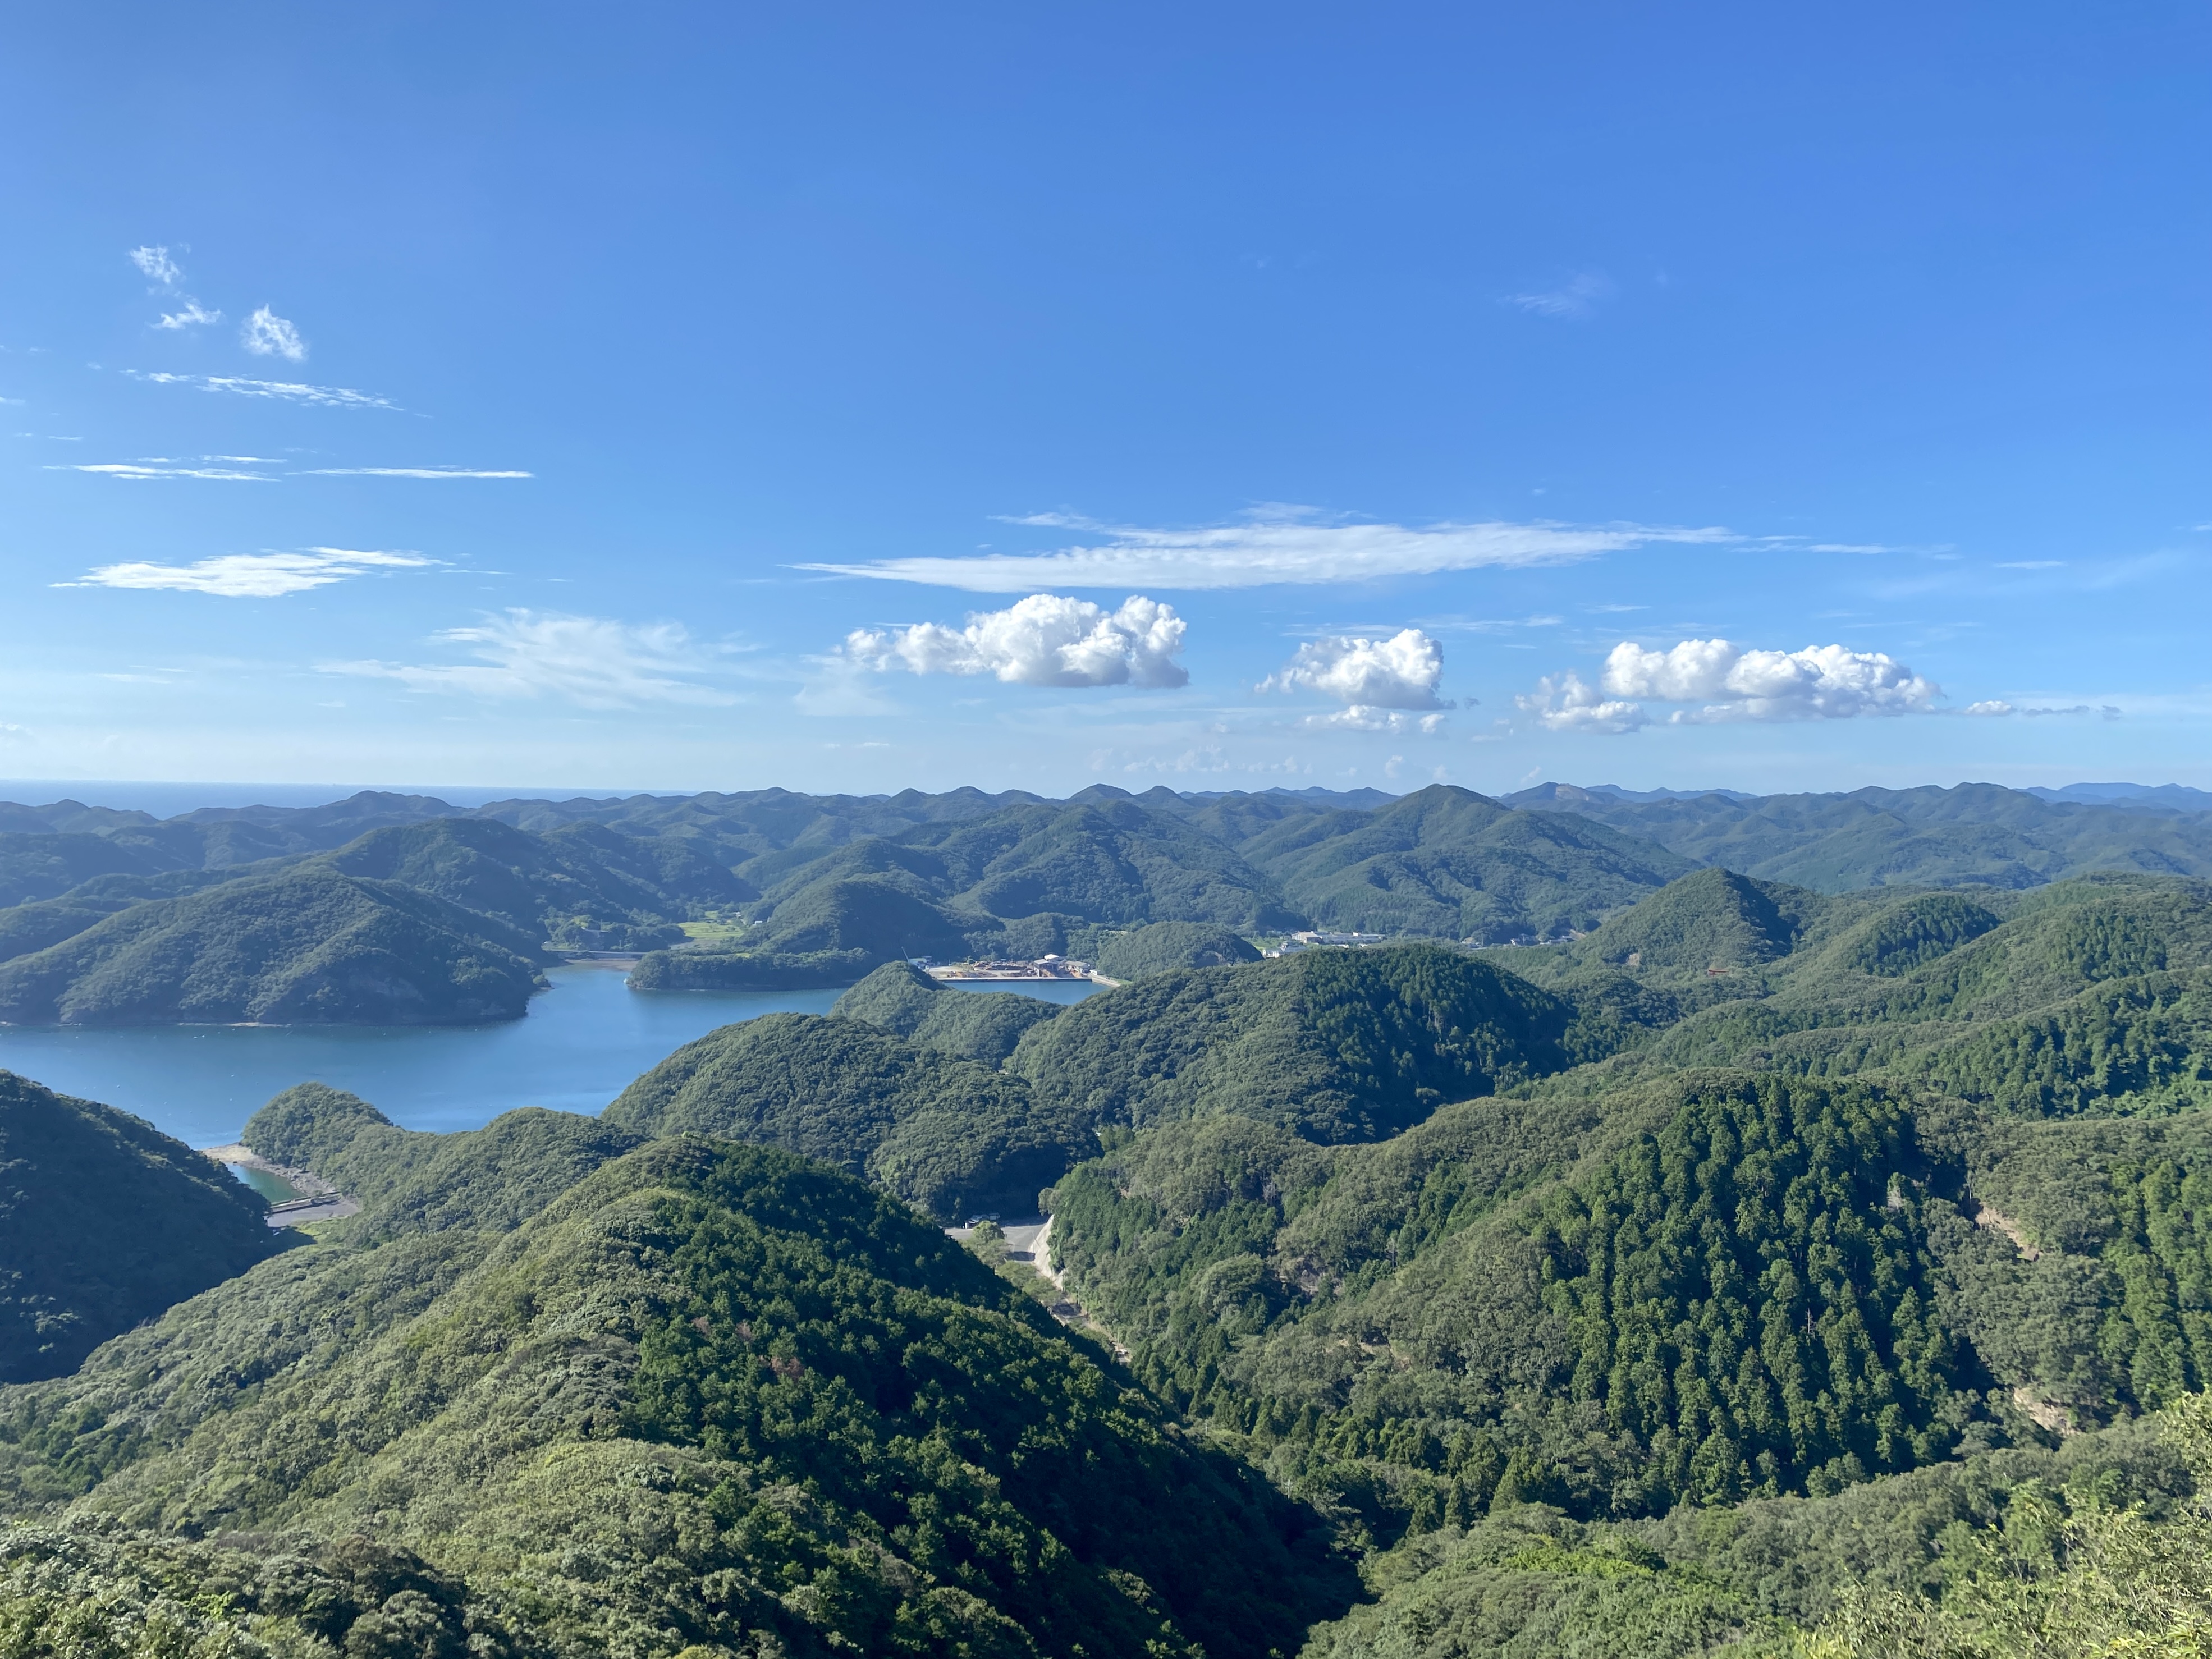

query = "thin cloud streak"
[[300, 466, 533, 479], [59, 457, 527, 482], [1501, 272, 1614, 318], [57, 462, 273, 481], [59, 548, 434, 598], [125, 370, 398, 410], [802, 515, 1732, 592]]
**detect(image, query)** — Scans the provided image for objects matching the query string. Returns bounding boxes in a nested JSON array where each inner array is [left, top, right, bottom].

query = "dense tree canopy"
[[605, 1014, 1088, 1219], [832, 962, 1065, 1065], [0, 1139, 1356, 1659], [0, 870, 545, 1025], [1009, 945, 1595, 1142], [0, 1071, 281, 1382], [22, 788, 2212, 1652]]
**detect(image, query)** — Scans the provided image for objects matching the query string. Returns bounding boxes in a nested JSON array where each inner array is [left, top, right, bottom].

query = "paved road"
[[262, 1195, 362, 1228], [949, 1215, 1061, 1280]]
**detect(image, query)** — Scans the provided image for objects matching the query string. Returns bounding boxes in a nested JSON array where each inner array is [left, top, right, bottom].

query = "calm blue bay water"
[[0, 968, 1097, 1149]]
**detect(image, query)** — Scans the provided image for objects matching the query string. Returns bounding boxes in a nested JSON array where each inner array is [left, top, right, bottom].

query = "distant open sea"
[[0, 967, 1098, 1149]]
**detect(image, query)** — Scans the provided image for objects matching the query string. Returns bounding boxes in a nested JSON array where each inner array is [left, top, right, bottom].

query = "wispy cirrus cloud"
[[57, 461, 273, 481], [1412, 612, 1563, 633], [299, 466, 532, 479], [802, 511, 1729, 592], [1501, 271, 1614, 319], [154, 300, 222, 331], [127, 245, 181, 286], [241, 305, 306, 361], [58, 453, 529, 483], [1963, 701, 2122, 720], [323, 611, 739, 708], [59, 547, 434, 598], [125, 369, 397, 410]]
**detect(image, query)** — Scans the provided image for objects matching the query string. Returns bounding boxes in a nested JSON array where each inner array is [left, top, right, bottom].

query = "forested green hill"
[[0, 893, 135, 964], [1510, 874, 2212, 1101], [989, 870, 2212, 1649], [604, 1013, 1087, 1218], [18, 849, 2212, 1653], [28, 782, 2212, 1651], [319, 815, 748, 942], [0, 869, 547, 1025], [1089, 919, 1261, 979], [0, 1071, 281, 1382], [889, 796, 1299, 928], [833, 961, 1065, 1065], [243, 1082, 651, 1241], [1007, 944, 1624, 1142], [745, 874, 978, 956], [1231, 785, 1696, 942], [1039, 1062, 2212, 1557], [0, 1139, 1353, 1658], [1563, 867, 1825, 977], [0, 832, 158, 907]]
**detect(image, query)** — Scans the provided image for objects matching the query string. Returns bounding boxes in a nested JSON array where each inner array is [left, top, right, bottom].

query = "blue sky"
[[3, 2, 2210, 799]]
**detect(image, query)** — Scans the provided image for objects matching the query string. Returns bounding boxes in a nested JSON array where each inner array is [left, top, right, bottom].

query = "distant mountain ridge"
[[1501, 780, 2212, 890], [12, 778, 2212, 1022], [2025, 780, 2212, 810]]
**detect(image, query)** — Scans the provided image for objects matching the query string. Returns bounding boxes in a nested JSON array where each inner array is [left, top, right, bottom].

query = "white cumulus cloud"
[[799, 512, 1729, 592], [241, 306, 306, 361], [1263, 628, 1453, 710], [323, 611, 737, 708], [842, 594, 1188, 688], [1515, 672, 1648, 734], [128, 246, 181, 286], [1519, 638, 1945, 732], [61, 547, 433, 598], [1601, 639, 1940, 722]]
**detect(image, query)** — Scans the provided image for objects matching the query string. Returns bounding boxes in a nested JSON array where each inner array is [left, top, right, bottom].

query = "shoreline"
[[199, 1142, 338, 1198], [200, 1144, 361, 1228], [927, 970, 1121, 987]]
